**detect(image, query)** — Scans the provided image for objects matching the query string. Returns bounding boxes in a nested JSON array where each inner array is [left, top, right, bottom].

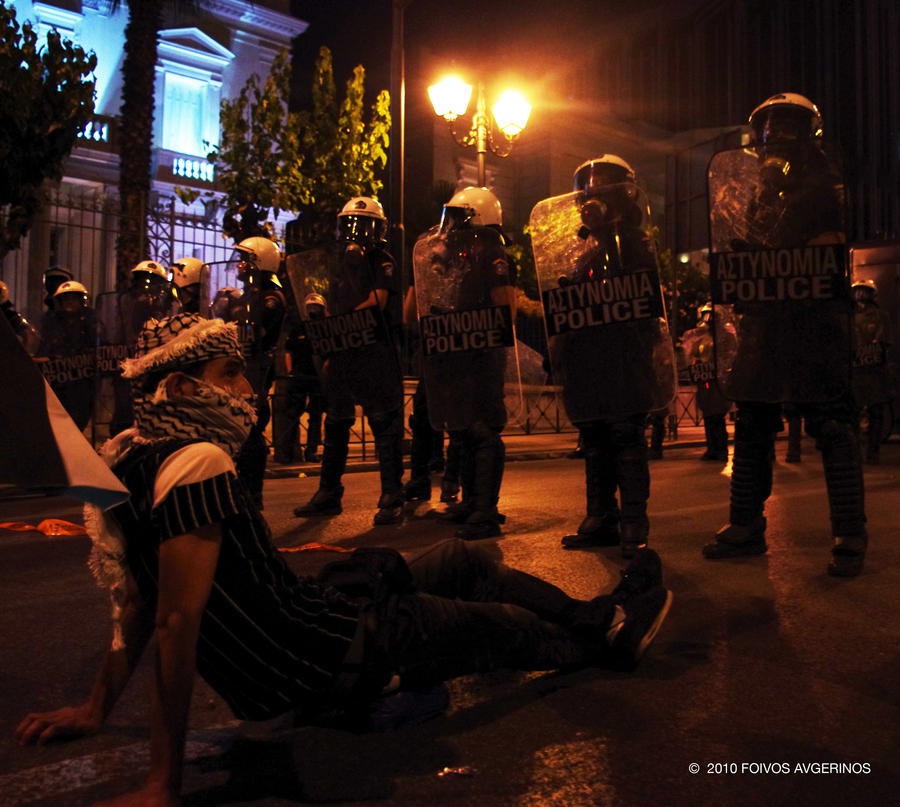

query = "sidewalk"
[[264, 423, 713, 478]]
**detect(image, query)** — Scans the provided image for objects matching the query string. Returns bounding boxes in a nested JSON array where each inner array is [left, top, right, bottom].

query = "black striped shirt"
[[110, 440, 361, 720]]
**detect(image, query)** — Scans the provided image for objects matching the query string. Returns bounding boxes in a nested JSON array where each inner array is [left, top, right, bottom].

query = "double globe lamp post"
[[428, 76, 531, 187]]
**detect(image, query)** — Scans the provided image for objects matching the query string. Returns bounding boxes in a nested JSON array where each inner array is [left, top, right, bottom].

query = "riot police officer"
[[272, 292, 326, 464], [106, 260, 175, 435], [412, 187, 519, 539], [703, 93, 867, 577], [171, 257, 210, 316], [210, 286, 243, 322], [42, 266, 73, 311], [37, 280, 100, 430], [685, 303, 731, 462], [531, 156, 675, 557], [293, 197, 406, 525], [851, 279, 892, 464], [233, 237, 286, 509]]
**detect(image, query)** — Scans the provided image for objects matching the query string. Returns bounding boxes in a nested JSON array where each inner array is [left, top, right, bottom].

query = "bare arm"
[[355, 288, 389, 311], [145, 522, 222, 800], [491, 284, 517, 317], [16, 570, 155, 745], [402, 285, 418, 326]]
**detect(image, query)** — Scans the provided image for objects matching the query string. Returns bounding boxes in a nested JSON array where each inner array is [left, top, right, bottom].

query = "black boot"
[[615, 421, 651, 558], [704, 405, 776, 559], [819, 420, 867, 577], [563, 428, 620, 548], [711, 414, 729, 461], [454, 426, 505, 540], [371, 409, 405, 525], [294, 416, 351, 517]]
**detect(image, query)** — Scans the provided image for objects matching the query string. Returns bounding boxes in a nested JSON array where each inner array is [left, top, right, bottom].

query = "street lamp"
[[428, 76, 531, 186]]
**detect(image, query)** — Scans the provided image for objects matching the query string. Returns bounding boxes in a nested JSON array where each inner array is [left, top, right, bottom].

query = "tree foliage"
[[652, 227, 710, 339], [0, 1, 96, 259], [209, 46, 390, 248]]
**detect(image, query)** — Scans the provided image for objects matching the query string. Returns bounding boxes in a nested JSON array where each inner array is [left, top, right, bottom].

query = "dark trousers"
[[372, 539, 611, 690], [272, 375, 323, 462]]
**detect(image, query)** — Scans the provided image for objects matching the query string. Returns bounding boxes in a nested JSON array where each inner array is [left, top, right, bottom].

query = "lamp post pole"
[[474, 82, 488, 186]]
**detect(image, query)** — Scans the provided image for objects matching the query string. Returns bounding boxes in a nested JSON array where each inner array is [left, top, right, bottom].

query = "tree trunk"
[[116, 0, 162, 289]]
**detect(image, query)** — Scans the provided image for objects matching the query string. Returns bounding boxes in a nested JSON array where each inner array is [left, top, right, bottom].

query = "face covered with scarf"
[[121, 314, 257, 456]]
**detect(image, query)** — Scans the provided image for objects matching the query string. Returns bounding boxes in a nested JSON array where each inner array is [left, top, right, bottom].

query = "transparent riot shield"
[[412, 226, 522, 432], [852, 304, 892, 407], [529, 188, 676, 424], [285, 247, 403, 417], [707, 143, 852, 403]]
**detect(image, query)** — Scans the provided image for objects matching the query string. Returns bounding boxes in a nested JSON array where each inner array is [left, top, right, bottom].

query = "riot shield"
[[285, 247, 403, 417], [412, 226, 522, 432], [852, 305, 892, 407], [34, 309, 101, 430], [707, 143, 852, 403], [529, 189, 676, 424]]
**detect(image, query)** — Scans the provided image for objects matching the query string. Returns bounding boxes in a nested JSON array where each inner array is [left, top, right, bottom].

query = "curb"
[[264, 440, 709, 479]]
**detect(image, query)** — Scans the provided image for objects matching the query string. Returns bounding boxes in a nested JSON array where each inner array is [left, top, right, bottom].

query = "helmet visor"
[[338, 215, 385, 245], [439, 205, 475, 233], [574, 162, 633, 197], [752, 106, 812, 145]]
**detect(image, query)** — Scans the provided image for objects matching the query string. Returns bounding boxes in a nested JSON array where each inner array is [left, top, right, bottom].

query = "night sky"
[[288, 0, 669, 109]]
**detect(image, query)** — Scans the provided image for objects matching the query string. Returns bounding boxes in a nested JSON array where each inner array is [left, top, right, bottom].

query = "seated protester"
[[16, 314, 672, 806]]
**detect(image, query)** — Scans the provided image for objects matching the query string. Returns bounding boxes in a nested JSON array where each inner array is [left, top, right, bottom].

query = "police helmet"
[[130, 260, 169, 290], [53, 280, 89, 307], [573, 155, 636, 197], [43, 266, 73, 296], [440, 186, 502, 233], [170, 257, 209, 288], [337, 197, 388, 246], [235, 237, 282, 275], [304, 292, 327, 319], [852, 279, 878, 304], [749, 93, 823, 147]]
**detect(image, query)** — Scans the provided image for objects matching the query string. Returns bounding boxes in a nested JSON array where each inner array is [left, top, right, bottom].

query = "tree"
[[653, 228, 709, 340], [209, 46, 391, 249], [0, 2, 96, 261], [115, 0, 162, 286], [206, 48, 296, 244]]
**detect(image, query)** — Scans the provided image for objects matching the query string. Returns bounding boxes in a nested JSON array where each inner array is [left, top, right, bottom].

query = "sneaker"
[[608, 586, 673, 671], [403, 476, 432, 502], [702, 517, 767, 559], [561, 514, 620, 549], [610, 548, 663, 605], [293, 485, 343, 517]]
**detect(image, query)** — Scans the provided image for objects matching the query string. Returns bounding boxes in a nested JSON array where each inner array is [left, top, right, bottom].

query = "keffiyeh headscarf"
[[121, 314, 256, 457]]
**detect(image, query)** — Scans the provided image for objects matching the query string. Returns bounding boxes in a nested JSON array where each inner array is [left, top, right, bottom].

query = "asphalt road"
[[1, 441, 898, 807]]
